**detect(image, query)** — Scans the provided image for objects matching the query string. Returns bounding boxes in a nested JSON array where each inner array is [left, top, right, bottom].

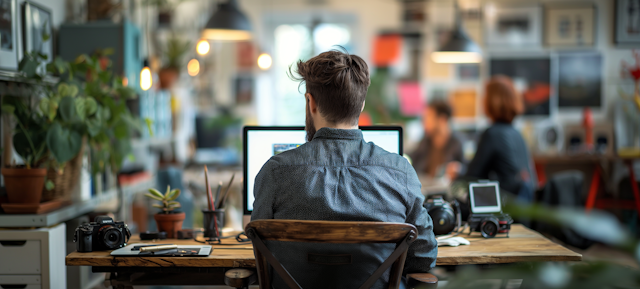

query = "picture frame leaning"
[[23, 1, 53, 65], [0, 0, 19, 71]]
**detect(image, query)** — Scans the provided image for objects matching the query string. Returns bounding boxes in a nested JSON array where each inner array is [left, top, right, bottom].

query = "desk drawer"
[[0, 240, 41, 274], [0, 275, 41, 289]]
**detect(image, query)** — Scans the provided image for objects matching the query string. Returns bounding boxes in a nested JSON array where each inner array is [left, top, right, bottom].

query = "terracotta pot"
[[2, 168, 47, 204], [154, 212, 185, 238], [158, 67, 179, 89]]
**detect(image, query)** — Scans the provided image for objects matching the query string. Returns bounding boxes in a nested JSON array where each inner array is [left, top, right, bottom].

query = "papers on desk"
[[110, 243, 212, 256], [436, 237, 470, 247]]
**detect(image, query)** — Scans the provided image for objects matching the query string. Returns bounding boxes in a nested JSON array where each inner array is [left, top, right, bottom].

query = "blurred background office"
[[2, 0, 640, 288]]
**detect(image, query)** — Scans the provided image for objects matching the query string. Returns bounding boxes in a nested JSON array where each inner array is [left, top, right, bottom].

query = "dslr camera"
[[74, 215, 131, 252], [467, 181, 513, 238], [468, 213, 513, 238], [424, 196, 460, 236]]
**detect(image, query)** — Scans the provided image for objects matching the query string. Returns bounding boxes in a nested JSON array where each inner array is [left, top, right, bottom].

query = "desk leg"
[[104, 272, 134, 289], [585, 166, 602, 212], [626, 161, 640, 218]]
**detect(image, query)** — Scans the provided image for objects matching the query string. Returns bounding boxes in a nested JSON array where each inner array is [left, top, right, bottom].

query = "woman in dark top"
[[466, 76, 537, 202]]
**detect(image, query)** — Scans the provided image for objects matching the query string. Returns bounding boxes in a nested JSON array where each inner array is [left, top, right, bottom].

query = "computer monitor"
[[243, 126, 403, 215], [468, 182, 502, 214]]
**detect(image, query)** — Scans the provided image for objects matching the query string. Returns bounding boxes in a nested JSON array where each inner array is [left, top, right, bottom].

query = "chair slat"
[[246, 220, 417, 244]]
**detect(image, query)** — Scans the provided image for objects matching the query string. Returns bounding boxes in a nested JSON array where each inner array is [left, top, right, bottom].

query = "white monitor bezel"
[[469, 182, 502, 213]]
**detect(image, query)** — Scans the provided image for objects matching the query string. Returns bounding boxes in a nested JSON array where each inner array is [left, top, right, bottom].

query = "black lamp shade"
[[202, 0, 252, 41], [440, 29, 481, 54]]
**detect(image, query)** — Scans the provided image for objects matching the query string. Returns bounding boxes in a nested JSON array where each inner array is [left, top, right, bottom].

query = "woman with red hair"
[[465, 75, 537, 202]]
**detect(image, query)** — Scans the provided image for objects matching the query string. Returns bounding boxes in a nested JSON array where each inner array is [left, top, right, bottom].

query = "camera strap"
[[124, 225, 132, 244]]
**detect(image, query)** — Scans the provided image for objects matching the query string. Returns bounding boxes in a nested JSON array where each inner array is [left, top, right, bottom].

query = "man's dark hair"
[[290, 49, 370, 125], [428, 99, 453, 120]]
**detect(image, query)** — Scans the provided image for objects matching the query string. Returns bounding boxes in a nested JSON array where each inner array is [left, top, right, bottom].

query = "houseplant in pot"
[[1, 101, 48, 204], [146, 186, 184, 238], [158, 34, 190, 89]]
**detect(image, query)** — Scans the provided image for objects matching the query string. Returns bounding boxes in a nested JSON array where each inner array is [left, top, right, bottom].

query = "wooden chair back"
[[245, 219, 418, 289]]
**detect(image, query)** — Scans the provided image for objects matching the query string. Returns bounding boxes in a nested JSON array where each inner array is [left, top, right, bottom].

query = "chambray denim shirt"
[[252, 128, 438, 289]]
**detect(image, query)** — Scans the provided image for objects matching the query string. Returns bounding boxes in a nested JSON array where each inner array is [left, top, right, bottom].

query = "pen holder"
[[202, 209, 225, 239]]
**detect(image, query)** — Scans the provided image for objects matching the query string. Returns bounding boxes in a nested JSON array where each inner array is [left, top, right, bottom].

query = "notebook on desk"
[[110, 244, 212, 257]]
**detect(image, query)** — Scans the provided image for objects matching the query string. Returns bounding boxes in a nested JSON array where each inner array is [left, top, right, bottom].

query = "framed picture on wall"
[[484, 4, 542, 47], [23, 2, 53, 64], [558, 53, 602, 108], [544, 4, 596, 47], [615, 0, 640, 45], [489, 57, 552, 116], [0, 0, 19, 70]]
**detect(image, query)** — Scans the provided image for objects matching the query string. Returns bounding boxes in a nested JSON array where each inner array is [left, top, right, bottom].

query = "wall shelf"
[[0, 178, 153, 228]]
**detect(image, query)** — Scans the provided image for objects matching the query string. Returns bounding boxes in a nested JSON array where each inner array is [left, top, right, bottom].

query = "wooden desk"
[[67, 225, 580, 269]]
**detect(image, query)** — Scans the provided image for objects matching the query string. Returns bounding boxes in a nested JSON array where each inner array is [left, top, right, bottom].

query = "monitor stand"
[[242, 215, 251, 230]]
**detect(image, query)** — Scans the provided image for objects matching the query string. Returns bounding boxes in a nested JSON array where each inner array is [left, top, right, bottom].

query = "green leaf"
[[85, 98, 97, 116], [57, 83, 70, 97], [152, 204, 164, 209], [39, 98, 49, 115], [148, 188, 164, 199], [145, 193, 164, 201], [58, 97, 78, 122], [19, 55, 39, 78], [75, 98, 86, 121], [168, 203, 181, 208], [86, 117, 101, 137], [113, 119, 129, 139], [45, 180, 55, 190], [2, 104, 15, 114], [167, 189, 181, 201], [46, 122, 82, 163], [145, 118, 154, 137], [69, 85, 79, 97]]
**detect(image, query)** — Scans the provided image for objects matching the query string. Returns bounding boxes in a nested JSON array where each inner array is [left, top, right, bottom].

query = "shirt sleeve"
[[403, 161, 438, 274], [465, 129, 494, 179], [251, 159, 276, 221]]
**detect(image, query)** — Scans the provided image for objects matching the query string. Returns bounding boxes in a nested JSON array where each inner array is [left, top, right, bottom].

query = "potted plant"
[[1, 52, 85, 203], [158, 34, 190, 89], [146, 186, 184, 238]]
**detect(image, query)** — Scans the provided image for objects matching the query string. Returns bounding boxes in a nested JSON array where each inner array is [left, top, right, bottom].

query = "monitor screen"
[[243, 126, 403, 214], [469, 182, 502, 213]]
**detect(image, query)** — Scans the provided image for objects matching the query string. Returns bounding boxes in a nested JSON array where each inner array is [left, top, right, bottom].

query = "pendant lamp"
[[431, 1, 482, 64], [202, 0, 252, 41]]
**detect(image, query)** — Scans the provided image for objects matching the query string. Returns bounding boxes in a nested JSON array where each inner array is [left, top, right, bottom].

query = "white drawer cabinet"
[[0, 223, 65, 289], [0, 275, 42, 289], [0, 240, 41, 274]]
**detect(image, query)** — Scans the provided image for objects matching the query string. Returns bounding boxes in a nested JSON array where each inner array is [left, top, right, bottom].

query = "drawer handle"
[[0, 241, 27, 246], [0, 285, 27, 289]]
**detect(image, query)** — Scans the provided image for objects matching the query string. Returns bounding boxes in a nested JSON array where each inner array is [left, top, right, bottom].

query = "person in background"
[[466, 75, 537, 203], [410, 100, 464, 181]]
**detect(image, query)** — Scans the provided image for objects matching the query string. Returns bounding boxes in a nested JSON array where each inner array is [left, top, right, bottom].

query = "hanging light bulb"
[[202, 0, 252, 41], [257, 53, 272, 70], [187, 59, 200, 76], [196, 39, 210, 55], [140, 60, 152, 91]]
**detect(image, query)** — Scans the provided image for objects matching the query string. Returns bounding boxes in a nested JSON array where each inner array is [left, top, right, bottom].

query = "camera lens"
[[480, 218, 499, 238], [99, 226, 122, 249]]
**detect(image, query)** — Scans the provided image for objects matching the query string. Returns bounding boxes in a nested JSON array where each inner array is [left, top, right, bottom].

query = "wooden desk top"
[[66, 225, 581, 268]]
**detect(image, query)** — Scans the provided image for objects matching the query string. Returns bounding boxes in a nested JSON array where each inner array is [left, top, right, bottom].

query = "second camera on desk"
[[74, 215, 131, 252]]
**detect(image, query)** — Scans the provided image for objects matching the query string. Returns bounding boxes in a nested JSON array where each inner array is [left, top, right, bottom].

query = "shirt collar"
[[312, 127, 363, 141]]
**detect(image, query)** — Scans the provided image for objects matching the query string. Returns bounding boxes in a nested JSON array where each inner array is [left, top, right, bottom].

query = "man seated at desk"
[[409, 100, 464, 192], [251, 49, 437, 288]]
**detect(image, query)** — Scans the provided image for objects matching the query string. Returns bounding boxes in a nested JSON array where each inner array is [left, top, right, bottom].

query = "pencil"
[[218, 173, 236, 208], [204, 166, 214, 211]]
